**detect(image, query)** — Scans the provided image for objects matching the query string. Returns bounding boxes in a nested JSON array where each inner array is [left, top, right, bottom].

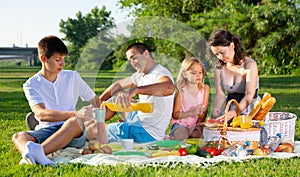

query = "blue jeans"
[[106, 111, 155, 143]]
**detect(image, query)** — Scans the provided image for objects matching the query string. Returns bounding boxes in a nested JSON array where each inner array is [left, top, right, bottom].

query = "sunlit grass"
[[0, 67, 299, 176]]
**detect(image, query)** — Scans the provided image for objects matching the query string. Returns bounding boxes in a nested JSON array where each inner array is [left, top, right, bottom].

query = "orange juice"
[[102, 102, 154, 113]]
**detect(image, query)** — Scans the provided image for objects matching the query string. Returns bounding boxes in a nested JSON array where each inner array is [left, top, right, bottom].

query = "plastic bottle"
[[234, 141, 251, 157], [265, 133, 282, 152], [221, 141, 251, 157], [259, 121, 268, 147], [102, 100, 154, 113]]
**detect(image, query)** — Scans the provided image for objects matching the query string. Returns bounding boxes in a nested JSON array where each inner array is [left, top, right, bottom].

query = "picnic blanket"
[[49, 141, 300, 168]]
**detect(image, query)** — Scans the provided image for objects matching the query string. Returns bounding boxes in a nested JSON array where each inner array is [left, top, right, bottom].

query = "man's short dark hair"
[[126, 42, 150, 54], [38, 35, 68, 58]]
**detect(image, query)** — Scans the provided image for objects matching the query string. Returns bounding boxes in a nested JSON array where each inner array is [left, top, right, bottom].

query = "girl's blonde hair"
[[176, 57, 206, 92]]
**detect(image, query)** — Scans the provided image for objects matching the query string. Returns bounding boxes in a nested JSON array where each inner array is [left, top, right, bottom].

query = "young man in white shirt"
[[12, 35, 107, 165]]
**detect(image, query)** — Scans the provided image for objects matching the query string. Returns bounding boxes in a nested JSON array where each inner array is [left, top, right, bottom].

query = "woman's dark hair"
[[38, 35, 68, 59], [210, 30, 245, 65]]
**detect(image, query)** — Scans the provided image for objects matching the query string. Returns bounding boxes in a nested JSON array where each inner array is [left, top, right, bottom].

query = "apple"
[[275, 143, 294, 153], [281, 143, 294, 153], [261, 147, 270, 155], [253, 148, 266, 156], [93, 148, 105, 154], [283, 143, 294, 151], [101, 145, 113, 154], [275, 145, 284, 152], [81, 149, 93, 155]]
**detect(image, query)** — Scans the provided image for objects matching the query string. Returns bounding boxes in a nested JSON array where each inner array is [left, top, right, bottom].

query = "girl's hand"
[[191, 104, 206, 115]]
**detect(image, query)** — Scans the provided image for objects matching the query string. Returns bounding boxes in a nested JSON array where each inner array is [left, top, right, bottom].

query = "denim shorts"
[[169, 123, 190, 137], [27, 123, 86, 149], [106, 111, 155, 143]]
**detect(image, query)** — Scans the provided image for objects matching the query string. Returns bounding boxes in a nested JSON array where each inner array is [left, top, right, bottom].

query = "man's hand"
[[114, 91, 133, 108], [76, 105, 93, 121]]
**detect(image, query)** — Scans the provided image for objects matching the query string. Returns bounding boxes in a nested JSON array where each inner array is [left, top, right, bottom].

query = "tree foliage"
[[119, 0, 300, 75], [59, 6, 115, 68]]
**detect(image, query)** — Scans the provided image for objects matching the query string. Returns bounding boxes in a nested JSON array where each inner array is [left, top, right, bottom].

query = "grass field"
[[0, 67, 299, 176]]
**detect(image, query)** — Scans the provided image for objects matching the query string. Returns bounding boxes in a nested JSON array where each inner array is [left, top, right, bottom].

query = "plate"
[[153, 140, 182, 147], [102, 143, 124, 152], [185, 138, 205, 145], [113, 151, 146, 156], [203, 123, 223, 128]]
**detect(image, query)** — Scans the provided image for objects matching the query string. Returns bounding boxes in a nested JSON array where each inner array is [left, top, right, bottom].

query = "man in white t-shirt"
[[12, 36, 106, 165], [86, 42, 175, 143]]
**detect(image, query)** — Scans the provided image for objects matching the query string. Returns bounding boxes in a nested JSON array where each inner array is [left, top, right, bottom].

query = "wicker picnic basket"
[[263, 112, 297, 143], [203, 99, 260, 149]]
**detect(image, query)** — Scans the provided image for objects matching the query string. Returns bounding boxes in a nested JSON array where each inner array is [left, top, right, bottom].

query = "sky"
[[0, 0, 131, 47]]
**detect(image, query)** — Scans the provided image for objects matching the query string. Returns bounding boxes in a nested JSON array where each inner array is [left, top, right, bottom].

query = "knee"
[[64, 117, 85, 133], [65, 116, 82, 127], [12, 131, 27, 143], [173, 128, 189, 141]]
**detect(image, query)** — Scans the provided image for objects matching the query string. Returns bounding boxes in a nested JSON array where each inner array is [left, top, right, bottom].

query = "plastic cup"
[[122, 139, 134, 150], [240, 115, 252, 129], [93, 108, 105, 123]]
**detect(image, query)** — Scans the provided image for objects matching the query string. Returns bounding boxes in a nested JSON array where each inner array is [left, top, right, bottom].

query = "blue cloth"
[[106, 111, 156, 143], [27, 124, 86, 149]]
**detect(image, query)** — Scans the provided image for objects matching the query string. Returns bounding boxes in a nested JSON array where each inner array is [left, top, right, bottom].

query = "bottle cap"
[[276, 133, 282, 138], [245, 141, 251, 146], [259, 121, 264, 126]]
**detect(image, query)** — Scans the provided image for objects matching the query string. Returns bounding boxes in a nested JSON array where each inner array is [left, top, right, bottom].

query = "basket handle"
[[220, 99, 240, 135]]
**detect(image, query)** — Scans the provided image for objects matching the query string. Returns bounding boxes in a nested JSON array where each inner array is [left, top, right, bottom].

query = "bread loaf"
[[261, 97, 276, 110], [261, 92, 271, 105], [253, 97, 276, 121], [249, 99, 262, 118]]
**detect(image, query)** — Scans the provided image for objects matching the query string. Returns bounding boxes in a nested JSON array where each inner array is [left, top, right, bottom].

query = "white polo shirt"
[[23, 70, 95, 129]]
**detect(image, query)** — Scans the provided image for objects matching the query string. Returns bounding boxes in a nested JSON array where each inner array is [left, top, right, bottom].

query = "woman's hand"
[[211, 108, 221, 118], [215, 110, 237, 123]]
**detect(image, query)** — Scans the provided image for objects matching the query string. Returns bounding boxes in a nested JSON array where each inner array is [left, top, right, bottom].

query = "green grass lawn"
[[0, 67, 299, 176]]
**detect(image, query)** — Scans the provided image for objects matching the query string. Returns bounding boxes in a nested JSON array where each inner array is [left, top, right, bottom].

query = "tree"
[[119, 0, 216, 22], [248, 0, 300, 74], [59, 6, 115, 68], [119, 0, 300, 75]]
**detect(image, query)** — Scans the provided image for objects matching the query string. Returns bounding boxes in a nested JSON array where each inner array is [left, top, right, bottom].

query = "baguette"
[[253, 109, 269, 121], [261, 97, 276, 110], [249, 99, 262, 118], [261, 92, 272, 105], [253, 97, 276, 121]]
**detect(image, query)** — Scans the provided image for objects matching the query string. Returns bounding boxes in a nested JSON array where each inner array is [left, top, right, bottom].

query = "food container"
[[264, 112, 297, 143], [203, 99, 260, 149]]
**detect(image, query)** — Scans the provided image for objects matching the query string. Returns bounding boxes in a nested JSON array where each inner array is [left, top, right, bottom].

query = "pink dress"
[[172, 85, 205, 128]]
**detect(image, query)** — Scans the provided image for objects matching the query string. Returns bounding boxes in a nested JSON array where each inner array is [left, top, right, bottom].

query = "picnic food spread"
[[76, 92, 296, 162], [82, 135, 295, 159]]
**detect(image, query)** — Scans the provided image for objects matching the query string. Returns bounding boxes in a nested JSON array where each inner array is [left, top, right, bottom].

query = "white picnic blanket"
[[49, 141, 300, 168]]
